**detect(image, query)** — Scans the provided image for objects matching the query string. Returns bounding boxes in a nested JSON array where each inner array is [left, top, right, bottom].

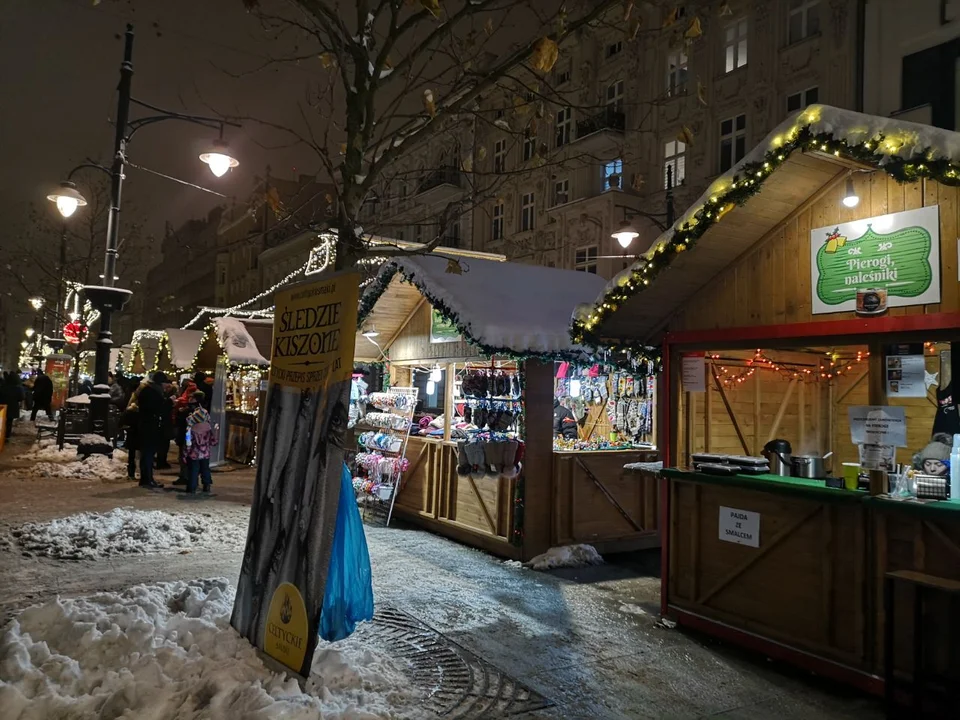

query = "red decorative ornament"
[[63, 321, 88, 345]]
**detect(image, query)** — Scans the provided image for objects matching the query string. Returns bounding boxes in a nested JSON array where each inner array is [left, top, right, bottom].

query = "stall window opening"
[[719, 114, 747, 172]]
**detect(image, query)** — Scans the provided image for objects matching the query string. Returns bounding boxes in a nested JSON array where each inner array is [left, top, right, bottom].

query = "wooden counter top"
[[662, 468, 865, 503]]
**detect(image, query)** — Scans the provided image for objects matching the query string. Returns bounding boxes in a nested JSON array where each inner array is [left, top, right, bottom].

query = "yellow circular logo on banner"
[[263, 582, 309, 673]]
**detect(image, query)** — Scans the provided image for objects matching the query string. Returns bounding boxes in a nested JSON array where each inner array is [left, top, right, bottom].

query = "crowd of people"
[[120, 371, 218, 494], [0, 366, 219, 496]]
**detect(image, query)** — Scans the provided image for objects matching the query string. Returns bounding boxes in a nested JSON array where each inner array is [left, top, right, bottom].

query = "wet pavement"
[[0, 431, 884, 718]]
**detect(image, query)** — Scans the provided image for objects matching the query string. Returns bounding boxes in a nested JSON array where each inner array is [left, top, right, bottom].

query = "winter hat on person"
[[152, 371, 169, 384], [191, 390, 206, 404], [913, 433, 953, 474]]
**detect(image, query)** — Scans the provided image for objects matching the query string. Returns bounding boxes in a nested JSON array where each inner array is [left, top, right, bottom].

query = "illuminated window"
[[724, 19, 748, 73]]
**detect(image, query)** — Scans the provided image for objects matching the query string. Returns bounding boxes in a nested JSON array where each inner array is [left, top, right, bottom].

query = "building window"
[[724, 19, 748, 73], [664, 140, 686, 188], [606, 80, 625, 112], [606, 40, 623, 59], [397, 229, 405, 242], [494, 139, 507, 173], [788, 0, 820, 44], [786, 86, 819, 114], [556, 107, 572, 147], [553, 179, 570, 207], [667, 49, 688, 97], [522, 131, 536, 162], [719, 114, 747, 172], [604, 158, 623, 190], [491, 202, 504, 240], [575, 246, 598, 274], [520, 192, 535, 231], [555, 64, 572, 85]]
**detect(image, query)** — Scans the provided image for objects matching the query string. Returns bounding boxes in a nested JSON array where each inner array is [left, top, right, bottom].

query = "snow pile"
[[577, 103, 960, 321], [213, 316, 269, 366], [7, 508, 247, 560], [26, 453, 128, 483], [525, 544, 604, 571], [65, 393, 89, 404], [15, 442, 75, 463], [79, 433, 109, 445], [0, 579, 420, 719]]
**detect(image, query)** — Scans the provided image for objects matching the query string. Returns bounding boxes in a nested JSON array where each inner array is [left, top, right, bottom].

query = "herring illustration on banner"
[[810, 205, 940, 315], [231, 270, 359, 677]]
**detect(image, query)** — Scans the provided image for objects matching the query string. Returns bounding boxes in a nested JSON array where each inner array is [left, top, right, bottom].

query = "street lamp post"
[[46, 23, 239, 437]]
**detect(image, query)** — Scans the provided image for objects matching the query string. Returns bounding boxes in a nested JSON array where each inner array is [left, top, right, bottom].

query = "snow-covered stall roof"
[[163, 329, 205, 370], [574, 105, 960, 343], [211, 317, 269, 366], [358, 253, 608, 361]]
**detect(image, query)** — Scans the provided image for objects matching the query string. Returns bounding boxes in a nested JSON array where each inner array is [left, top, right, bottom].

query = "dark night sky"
[[0, 0, 320, 244]]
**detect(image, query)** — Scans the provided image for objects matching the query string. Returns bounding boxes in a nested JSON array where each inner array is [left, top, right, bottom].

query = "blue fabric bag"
[[319, 463, 374, 641]]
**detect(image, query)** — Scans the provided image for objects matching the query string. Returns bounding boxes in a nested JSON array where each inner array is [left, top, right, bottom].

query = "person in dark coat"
[[193, 372, 213, 410], [1, 372, 24, 439], [31, 370, 54, 421], [156, 382, 176, 470], [121, 389, 141, 480], [553, 398, 579, 441], [135, 372, 167, 489], [107, 372, 126, 408]]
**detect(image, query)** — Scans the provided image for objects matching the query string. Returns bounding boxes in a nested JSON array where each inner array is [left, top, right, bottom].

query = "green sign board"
[[430, 308, 461, 343], [810, 205, 940, 315]]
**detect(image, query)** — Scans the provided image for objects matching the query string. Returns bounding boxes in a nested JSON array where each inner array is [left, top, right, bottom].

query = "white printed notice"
[[682, 353, 706, 393], [848, 406, 907, 447], [718, 506, 760, 548], [885, 344, 926, 398]]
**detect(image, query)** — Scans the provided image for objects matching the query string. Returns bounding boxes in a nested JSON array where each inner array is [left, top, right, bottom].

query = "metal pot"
[[791, 454, 826, 479]]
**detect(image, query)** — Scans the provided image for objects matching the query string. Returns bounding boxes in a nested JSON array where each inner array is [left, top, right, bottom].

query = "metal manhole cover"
[[355, 606, 551, 718]]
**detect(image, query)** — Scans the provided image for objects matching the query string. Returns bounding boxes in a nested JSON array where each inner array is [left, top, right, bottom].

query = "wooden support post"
[[443, 362, 455, 443], [753, 370, 762, 456], [798, 379, 806, 451], [521, 359, 554, 560], [684, 391, 696, 467], [704, 367, 713, 453], [867, 342, 886, 496], [767, 378, 797, 443], [814, 376, 822, 455]]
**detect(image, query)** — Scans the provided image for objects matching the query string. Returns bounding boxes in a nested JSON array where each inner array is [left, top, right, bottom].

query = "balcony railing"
[[576, 107, 625, 138], [416, 166, 462, 195]]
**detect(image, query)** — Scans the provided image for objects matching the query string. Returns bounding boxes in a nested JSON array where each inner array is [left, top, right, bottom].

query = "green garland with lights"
[[572, 119, 960, 348], [358, 263, 659, 367]]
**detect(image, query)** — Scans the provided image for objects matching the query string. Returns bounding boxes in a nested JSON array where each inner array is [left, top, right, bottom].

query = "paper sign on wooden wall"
[[719, 506, 760, 547], [682, 353, 706, 393]]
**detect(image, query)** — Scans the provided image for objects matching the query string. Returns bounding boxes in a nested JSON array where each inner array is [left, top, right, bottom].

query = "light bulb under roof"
[[842, 177, 859, 208]]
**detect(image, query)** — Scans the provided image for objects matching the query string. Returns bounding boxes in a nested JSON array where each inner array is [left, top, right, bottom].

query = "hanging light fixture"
[[199, 138, 240, 178], [429, 365, 442, 382], [426, 380, 436, 395], [841, 177, 859, 208], [361, 325, 379, 339], [611, 219, 640, 249], [46, 181, 88, 218]]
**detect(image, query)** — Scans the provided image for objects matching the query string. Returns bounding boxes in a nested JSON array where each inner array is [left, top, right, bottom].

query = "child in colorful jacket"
[[185, 391, 217, 494]]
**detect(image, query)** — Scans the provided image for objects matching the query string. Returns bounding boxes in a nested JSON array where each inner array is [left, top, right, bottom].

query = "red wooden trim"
[[665, 312, 960, 348], [660, 341, 671, 616], [669, 607, 884, 696]]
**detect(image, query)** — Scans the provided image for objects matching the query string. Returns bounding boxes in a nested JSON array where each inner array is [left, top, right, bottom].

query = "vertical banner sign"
[[45, 355, 72, 411], [810, 206, 940, 315], [231, 271, 359, 677]]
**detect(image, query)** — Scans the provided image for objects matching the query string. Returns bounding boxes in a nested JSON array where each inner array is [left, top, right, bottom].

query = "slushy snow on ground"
[[6, 508, 248, 560], [0, 578, 421, 719], [525, 544, 604, 571]]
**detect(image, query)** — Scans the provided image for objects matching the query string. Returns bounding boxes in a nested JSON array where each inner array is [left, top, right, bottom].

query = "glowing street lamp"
[[46, 181, 88, 218], [24, 328, 35, 338], [199, 138, 240, 178], [611, 220, 640, 249], [29, 297, 44, 311]]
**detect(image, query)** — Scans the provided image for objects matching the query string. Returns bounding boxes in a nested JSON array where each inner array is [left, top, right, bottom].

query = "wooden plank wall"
[[389, 301, 475, 362], [672, 176, 960, 332]]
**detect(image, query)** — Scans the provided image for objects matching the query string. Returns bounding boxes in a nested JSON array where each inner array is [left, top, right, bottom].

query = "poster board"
[[430, 308, 461, 343], [231, 270, 359, 678], [810, 206, 940, 315], [44, 355, 72, 411]]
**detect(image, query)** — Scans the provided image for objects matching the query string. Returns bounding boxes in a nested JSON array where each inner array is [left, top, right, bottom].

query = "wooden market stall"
[[353, 253, 659, 561], [574, 105, 960, 706], [194, 316, 270, 463], [126, 333, 161, 375]]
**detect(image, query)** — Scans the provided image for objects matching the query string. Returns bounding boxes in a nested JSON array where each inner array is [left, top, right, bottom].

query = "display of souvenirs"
[[368, 391, 412, 411], [461, 370, 520, 399], [553, 437, 651, 452], [349, 375, 369, 429], [363, 411, 409, 431], [358, 431, 403, 453], [456, 434, 525, 478]]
